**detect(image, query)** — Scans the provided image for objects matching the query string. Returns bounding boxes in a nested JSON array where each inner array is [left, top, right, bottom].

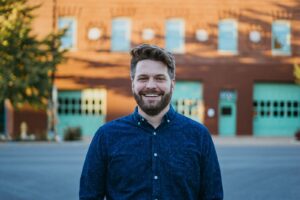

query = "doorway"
[[218, 90, 237, 136]]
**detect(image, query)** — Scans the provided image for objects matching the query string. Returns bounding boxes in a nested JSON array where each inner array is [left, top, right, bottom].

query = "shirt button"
[[153, 132, 156, 135], [154, 175, 158, 180], [154, 153, 158, 157], [138, 122, 141, 126], [167, 119, 170, 123]]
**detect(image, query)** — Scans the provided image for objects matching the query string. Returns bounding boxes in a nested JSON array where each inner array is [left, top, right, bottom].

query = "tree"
[[0, 0, 66, 109]]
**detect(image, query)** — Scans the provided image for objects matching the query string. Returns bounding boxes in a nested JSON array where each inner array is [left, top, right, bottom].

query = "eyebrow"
[[155, 74, 166, 77], [136, 74, 167, 77]]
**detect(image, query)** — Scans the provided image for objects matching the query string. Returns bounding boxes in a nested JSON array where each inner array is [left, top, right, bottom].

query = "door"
[[57, 89, 106, 137], [172, 81, 204, 122], [218, 90, 237, 136], [253, 83, 300, 136]]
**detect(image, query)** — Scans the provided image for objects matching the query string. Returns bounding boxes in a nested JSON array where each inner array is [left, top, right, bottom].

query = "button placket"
[[152, 130, 160, 198]]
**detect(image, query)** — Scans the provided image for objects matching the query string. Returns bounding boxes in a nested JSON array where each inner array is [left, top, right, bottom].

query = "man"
[[80, 44, 223, 200]]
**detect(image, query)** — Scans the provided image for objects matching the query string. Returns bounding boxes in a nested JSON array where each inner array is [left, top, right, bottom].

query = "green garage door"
[[57, 89, 106, 137], [253, 83, 300, 136], [172, 81, 204, 122]]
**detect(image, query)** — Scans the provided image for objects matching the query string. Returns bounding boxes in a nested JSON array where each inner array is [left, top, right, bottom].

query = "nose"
[[146, 78, 157, 89]]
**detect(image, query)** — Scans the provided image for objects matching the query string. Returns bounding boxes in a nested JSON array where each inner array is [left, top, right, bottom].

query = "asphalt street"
[[0, 140, 299, 200]]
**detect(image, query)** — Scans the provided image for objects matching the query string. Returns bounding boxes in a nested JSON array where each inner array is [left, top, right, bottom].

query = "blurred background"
[[1, 0, 300, 141], [0, 0, 300, 199]]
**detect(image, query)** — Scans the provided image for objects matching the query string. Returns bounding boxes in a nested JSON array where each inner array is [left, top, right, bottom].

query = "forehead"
[[135, 59, 168, 76]]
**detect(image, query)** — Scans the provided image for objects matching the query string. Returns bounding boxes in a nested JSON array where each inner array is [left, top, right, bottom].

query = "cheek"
[[158, 82, 172, 92], [132, 82, 144, 92]]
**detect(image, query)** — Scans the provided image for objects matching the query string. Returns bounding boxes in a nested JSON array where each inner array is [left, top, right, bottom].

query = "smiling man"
[[132, 59, 174, 128], [80, 44, 223, 200]]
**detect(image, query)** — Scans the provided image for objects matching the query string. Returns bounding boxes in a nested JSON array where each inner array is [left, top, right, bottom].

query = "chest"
[[107, 131, 202, 181]]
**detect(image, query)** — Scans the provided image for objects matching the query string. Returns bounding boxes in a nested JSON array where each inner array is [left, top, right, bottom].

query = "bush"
[[63, 127, 82, 141]]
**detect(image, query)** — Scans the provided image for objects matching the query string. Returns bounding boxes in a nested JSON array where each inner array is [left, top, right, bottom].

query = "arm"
[[199, 131, 223, 200], [80, 129, 107, 200]]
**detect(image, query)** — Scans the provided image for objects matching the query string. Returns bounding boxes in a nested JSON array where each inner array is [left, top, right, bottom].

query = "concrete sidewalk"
[[213, 136, 300, 146]]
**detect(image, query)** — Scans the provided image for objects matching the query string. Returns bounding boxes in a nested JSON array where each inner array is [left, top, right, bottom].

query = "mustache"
[[138, 89, 164, 96]]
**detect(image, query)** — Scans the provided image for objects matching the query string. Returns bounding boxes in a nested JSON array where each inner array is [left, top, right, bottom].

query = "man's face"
[[132, 59, 174, 116]]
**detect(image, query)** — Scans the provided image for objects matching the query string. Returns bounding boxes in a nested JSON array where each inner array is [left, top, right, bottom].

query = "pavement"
[[78, 135, 300, 146], [1, 133, 300, 146], [213, 136, 300, 146], [0, 137, 300, 200]]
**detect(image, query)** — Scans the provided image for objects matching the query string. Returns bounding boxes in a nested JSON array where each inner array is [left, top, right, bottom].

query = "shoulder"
[[173, 112, 214, 146], [175, 112, 210, 135], [86, 115, 135, 157], [93, 114, 135, 138]]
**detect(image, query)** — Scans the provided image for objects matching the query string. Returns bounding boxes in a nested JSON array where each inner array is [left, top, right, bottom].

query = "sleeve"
[[199, 129, 223, 200], [79, 129, 107, 200]]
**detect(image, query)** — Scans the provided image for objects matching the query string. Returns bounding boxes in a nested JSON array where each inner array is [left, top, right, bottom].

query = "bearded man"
[[80, 44, 223, 200]]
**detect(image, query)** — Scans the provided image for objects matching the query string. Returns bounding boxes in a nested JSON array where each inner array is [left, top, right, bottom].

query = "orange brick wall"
[[27, 0, 300, 135]]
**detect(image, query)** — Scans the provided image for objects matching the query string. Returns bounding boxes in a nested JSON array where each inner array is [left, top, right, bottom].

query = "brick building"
[[1, 0, 300, 139]]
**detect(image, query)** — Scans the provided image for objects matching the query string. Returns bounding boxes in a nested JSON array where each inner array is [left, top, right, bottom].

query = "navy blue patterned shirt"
[[80, 106, 223, 200]]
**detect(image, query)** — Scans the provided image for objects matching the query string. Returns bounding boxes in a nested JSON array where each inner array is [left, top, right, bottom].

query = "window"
[[165, 19, 185, 53], [218, 19, 238, 54], [272, 20, 291, 55], [58, 17, 77, 49], [221, 107, 232, 116], [58, 90, 106, 116], [171, 81, 204, 122], [111, 18, 131, 52]]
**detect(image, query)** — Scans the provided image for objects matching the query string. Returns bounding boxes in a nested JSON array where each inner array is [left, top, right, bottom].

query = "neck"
[[138, 104, 170, 128]]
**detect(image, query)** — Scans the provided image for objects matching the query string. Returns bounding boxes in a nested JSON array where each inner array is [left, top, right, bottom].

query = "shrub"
[[295, 130, 300, 141], [63, 127, 82, 141]]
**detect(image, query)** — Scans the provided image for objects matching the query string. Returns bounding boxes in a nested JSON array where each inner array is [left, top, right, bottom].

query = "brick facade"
[[11, 0, 299, 137]]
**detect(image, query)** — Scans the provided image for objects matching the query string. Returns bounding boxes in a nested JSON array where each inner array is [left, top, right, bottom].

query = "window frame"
[[58, 16, 77, 50], [111, 17, 131, 52], [165, 18, 185, 54], [218, 19, 238, 55], [272, 20, 291, 56]]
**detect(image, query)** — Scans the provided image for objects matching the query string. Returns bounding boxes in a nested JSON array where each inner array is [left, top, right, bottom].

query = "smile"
[[144, 94, 160, 97]]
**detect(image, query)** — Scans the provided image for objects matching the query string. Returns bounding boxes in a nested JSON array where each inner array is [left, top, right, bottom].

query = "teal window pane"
[[272, 21, 291, 55], [165, 19, 185, 53], [111, 18, 131, 52], [218, 19, 238, 53], [58, 17, 76, 49]]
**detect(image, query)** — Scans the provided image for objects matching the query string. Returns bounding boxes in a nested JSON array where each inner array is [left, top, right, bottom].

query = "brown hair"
[[130, 44, 176, 80]]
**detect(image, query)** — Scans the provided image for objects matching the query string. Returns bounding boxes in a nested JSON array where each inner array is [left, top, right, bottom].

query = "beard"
[[133, 87, 172, 116]]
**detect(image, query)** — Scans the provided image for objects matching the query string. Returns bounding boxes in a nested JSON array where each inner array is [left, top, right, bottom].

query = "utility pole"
[[48, 0, 59, 141]]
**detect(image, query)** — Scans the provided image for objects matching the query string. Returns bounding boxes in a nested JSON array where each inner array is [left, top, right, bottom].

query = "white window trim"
[[218, 19, 238, 55], [111, 17, 131, 52], [271, 20, 291, 56], [165, 18, 185, 54], [58, 16, 77, 51]]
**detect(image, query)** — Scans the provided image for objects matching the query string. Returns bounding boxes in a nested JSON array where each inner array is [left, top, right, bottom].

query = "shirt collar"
[[133, 105, 176, 124]]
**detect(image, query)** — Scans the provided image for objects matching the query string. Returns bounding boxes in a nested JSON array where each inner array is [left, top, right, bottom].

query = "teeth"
[[144, 94, 159, 97]]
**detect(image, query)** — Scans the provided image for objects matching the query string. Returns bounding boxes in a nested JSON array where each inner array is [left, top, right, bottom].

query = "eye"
[[156, 76, 166, 81], [137, 76, 148, 81]]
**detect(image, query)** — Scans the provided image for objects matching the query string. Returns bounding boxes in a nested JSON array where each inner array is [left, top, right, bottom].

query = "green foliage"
[[0, 0, 66, 109]]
